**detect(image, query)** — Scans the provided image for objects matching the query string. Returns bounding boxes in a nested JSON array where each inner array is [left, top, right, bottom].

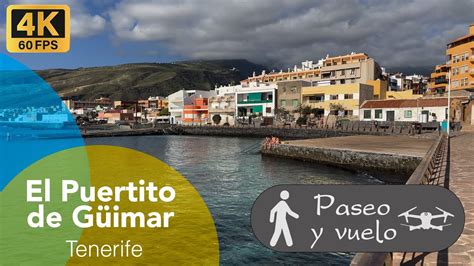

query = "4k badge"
[[6, 5, 70, 53]]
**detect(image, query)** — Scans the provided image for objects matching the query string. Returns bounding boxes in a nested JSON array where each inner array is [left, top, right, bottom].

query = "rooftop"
[[360, 98, 450, 109]]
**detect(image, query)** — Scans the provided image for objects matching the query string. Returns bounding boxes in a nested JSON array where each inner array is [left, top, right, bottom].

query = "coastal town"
[[0, 3, 473, 262], [1, 25, 472, 132]]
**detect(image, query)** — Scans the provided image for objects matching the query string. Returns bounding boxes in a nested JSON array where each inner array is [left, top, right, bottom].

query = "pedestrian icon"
[[269, 190, 299, 247]]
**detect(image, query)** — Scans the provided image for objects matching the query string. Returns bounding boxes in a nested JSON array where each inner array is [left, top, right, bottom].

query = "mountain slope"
[[37, 59, 267, 101]]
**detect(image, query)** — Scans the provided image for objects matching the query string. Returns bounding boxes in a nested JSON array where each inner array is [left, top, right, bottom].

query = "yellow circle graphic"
[[0, 145, 219, 265], [68, 145, 219, 264]]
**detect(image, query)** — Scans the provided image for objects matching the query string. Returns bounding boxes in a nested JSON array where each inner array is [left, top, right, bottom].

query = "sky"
[[1, 0, 473, 73]]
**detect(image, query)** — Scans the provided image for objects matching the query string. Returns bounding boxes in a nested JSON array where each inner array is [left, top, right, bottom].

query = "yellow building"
[[367, 79, 387, 99], [301, 83, 374, 117], [447, 24, 474, 92], [386, 89, 422, 99]]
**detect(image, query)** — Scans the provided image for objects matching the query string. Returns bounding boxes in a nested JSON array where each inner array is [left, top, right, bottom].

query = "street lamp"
[[447, 70, 451, 136]]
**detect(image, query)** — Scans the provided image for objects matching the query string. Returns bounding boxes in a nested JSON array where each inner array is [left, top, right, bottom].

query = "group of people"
[[263, 136, 281, 150]]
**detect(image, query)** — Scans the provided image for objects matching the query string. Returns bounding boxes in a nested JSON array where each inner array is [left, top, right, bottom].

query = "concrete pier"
[[261, 135, 436, 183]]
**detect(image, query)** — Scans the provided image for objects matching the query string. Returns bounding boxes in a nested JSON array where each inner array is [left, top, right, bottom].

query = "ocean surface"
[[86, 135, 383, 265]]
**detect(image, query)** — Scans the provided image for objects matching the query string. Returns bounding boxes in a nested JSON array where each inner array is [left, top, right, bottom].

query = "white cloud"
[[70, 13, 106, 38], [11, 0, 106, 38], [107, 0, 474, 70]]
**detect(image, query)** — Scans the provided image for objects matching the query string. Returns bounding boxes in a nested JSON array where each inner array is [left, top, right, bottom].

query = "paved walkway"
[[283, 135, 435, 157], [393, 132, 474, 265]]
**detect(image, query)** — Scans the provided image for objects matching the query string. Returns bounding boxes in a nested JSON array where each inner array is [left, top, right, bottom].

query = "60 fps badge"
[[6, 5, 70, 53]]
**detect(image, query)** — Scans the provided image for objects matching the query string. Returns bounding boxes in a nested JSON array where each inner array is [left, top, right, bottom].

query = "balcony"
[[434, 78, 448, 85], [237, 99, 272, 104]]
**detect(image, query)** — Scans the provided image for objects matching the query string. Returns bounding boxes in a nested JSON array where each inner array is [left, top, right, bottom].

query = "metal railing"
[[351, 134, 450, 265]]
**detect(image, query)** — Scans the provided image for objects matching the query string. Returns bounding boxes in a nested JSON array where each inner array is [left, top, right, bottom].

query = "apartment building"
[[167, 89, 215, 124], [209, 95, 236, 125], [235, 82, 277, 118], [428, 64, 450, 94], [301, 83, 374, 117], [244, 53, 382, 85], [138, 96, 168, 110], [243, 60, 322, 84], [276, 80, 310, 112], [447, 24, 474, 92], [183, 96, 210, 124]]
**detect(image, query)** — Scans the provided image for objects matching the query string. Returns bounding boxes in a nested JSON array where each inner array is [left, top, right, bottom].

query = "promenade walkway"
[[393, 132, 474, 265], [283, 135, 434, 157]]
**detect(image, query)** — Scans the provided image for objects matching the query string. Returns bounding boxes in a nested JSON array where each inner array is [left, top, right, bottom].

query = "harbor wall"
[[174, 126, 390, 139], [261, 144, 422, 183]]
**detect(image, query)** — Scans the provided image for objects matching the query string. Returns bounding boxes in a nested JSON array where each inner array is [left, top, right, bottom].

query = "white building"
[[360, 98, 449, 123], [235, 82, 277, 118], [215, 84, 240, 96], [167, 89, 215, 124]]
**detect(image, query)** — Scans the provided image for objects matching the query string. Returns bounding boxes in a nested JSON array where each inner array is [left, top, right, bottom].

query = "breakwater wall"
[[81, 125, 391, 139], [174, 126, 390, 139], [82, 128, 166, 138], [261, 144, 422, 183]]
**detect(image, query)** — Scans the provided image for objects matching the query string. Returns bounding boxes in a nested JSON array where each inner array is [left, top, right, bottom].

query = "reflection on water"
[[86, 135, 382, 265]]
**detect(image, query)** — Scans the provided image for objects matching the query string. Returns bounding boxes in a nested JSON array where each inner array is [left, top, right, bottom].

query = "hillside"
[[36, 59, 267, 101]]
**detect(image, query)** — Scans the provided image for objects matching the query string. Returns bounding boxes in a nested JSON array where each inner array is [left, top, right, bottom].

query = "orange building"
[[429, 24, 474, 94], [447, 24, 474, 92], [183, 96, 209, 124], [138, 97, 168, 110], [428, 64, 450, 94]]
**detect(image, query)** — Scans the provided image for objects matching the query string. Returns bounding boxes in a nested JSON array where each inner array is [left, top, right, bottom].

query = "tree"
[[329, 103, 344, 116], [275, 107, 294, 124], [212, 114, 222, 125], [159, 107, 170, 116], [296, 116, 307, 126]]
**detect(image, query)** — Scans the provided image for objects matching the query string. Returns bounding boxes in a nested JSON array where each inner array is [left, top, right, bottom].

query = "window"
[[292, 99, 299, 107], [330, 94, 338, 100], [375, 109, 382, 119], [350, 68, 355, 75], [404, 110, 412, 118], [363, 110, 371, 119], [330, 71, 335, 77], [308, 95, 324, 102], [341, 69, 345, 75], [280, 100, 286, 106], [344, 94, 353, 99], [266, 107, 271, 113]]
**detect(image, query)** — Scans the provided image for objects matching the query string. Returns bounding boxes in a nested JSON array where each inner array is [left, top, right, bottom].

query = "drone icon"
[[398, 206, 454, 231]]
